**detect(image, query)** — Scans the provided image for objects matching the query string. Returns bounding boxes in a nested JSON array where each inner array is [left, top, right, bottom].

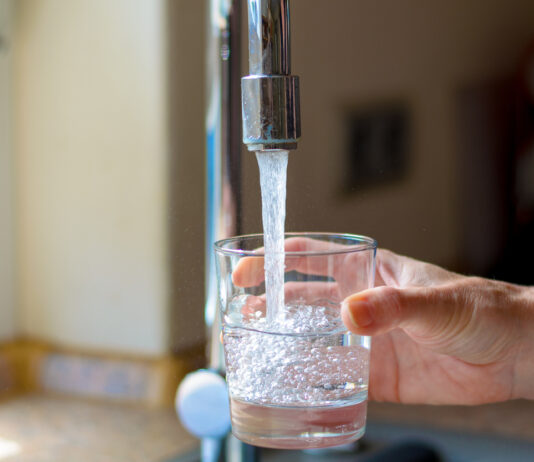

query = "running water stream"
[[255, 150, 289, 324]]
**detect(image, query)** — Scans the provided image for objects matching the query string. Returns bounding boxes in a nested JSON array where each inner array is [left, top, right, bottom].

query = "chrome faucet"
[[177, 1, 300, 461], [242, 0, 301, 152], [205, 0, 243, 373], [206, 0, 301, 370]]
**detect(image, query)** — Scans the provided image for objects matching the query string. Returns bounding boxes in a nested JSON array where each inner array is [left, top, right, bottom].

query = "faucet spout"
[[248, 0, 291, 75], [242, 0, 301, 152]]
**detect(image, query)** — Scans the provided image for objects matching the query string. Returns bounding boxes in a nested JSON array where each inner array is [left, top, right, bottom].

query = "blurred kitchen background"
[[1, 0, 534, 461]]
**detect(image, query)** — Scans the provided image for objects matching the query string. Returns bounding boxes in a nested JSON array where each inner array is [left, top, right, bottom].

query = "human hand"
[[233, 239, 534, 405], [343, 248, 534, 404]]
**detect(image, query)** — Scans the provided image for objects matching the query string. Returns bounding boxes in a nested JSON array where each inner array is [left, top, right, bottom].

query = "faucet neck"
[[248, 0, 291, 76]]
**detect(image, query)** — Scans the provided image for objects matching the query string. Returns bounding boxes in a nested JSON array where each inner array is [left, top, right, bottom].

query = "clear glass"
[[215, 233, 377, 450]]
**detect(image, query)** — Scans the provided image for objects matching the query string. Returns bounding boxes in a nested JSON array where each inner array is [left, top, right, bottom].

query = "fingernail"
[[343, 299, 373, 328]]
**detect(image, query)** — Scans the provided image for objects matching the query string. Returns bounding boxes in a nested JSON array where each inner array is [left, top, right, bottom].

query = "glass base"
[[233, 426, 366, 450], [230, 397, 367, 450]]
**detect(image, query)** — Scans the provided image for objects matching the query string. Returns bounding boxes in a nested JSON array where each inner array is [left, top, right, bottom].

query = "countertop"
[[1, 393, 531, 462]]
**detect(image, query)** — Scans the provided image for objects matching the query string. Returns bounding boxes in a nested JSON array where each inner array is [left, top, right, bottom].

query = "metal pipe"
[[242, 0, 301, 152], [205, 0, 242, 372], [247, 0, 291, 75], [205, 2, 259, 461]]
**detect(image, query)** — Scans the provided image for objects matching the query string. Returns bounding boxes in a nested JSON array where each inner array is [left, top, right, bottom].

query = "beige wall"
[[13, 0, 170, 354], [0, 0, 15, 341], [241, 0, 534, 268]]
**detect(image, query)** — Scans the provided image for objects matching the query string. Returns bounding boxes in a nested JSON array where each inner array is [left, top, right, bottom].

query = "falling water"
[[256, 150, 289, 324]]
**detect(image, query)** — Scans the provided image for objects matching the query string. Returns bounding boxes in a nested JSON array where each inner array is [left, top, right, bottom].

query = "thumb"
[[341, 285, 469, 341]]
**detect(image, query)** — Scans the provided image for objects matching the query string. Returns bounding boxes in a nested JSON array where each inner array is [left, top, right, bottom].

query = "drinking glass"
[[214, 233, 377, 450]]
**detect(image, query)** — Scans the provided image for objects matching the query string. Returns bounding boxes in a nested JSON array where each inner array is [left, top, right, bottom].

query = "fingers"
[[341, 284, 469, 340], [232, 256, 264, 287], [350, 250, 468, 337], [232, 237, 356, 288], [341, 286, 404, 336]]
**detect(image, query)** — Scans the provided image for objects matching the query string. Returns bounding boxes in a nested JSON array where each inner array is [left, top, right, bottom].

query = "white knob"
[[176, 370, 231, 439]]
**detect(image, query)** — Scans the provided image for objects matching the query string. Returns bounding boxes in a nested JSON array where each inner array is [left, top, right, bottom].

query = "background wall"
[[13, 0, 169, 355], [241, 0, 534, 269], [0, 0, 15, 341]]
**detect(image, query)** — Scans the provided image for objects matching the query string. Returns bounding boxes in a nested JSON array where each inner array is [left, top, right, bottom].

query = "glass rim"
[[214, 232, 377, 257]]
